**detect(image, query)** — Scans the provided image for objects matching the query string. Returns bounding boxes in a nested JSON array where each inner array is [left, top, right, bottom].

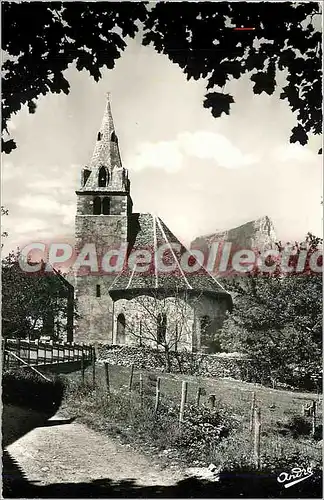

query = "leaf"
[[290, 124, 309, 146], [203, 92, 235, 118], [2, 1, 322, 154], [251, 61, 276, 95], [2, 138, 16, 154], [27, 100, 37, 114]]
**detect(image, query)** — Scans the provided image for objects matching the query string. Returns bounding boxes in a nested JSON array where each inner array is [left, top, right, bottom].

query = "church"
[[74, 94, 232, 353]]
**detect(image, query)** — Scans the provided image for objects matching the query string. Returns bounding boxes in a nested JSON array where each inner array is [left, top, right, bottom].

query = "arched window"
[[97, 132, 102, 141], [157, 313, 167, 345], [98, 166, 108, 187], [102, 197, 110, 215], [116, 313, 126, 344], [83, 169, 91, 187], [93, 197, 101, 215], [111, 131, 118, 143]]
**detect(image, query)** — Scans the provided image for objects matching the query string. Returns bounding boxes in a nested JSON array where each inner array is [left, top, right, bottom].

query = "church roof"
[[109, 213, 232, 305]]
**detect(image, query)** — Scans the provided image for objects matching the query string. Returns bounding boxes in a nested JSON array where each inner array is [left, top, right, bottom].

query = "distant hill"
[[191, 216, 276, 254]]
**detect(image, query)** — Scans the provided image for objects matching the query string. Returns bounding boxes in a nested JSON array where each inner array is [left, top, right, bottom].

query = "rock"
[[191, 216, 276, 255], [185, 463, 221, 482]]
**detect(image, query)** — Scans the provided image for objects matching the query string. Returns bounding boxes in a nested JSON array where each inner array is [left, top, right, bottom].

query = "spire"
[[79, 93, 130, 193], [89, 92, 122, 171]]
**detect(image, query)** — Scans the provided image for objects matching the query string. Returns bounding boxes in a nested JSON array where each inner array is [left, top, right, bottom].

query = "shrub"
[[2, 368, 65, 414], [175, 403, 230, 447]]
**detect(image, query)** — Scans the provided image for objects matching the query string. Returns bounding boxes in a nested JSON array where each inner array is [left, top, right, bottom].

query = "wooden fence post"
[[129, 364, 134, 392], [250, 392, 256, 432], [154, 377, 161, 413], [196, 387, 202, 407], [104, 362, 110, 397], [312, 401, 316, 438], [50, 340, 54, 364], [208, 394, 216, 410], [27, 339, 31, 366], [92, 347, 96, 387], [2, 338, 7, 371], [81, 348, 85, 385], [253, 407, 261, 469], [17, 338, 21, 364], [179, 381, 188, 428], [139, 373, 144, 408], [35, 339, 39, 365]]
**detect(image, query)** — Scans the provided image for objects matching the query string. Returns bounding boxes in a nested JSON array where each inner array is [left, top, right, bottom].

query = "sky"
[[1, 35, 323, 255]]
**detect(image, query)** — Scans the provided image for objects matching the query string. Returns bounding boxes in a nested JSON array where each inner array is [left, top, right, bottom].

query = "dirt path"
[[6, 413, 186, 491]]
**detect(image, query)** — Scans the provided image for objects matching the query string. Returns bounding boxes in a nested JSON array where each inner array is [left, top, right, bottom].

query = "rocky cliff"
[[191, 216, 277, 253]]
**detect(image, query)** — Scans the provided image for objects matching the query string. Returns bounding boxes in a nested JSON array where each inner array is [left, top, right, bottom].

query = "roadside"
[[5, 412, 186, 496]]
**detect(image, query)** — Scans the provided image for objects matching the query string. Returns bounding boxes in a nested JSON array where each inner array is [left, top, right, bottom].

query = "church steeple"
[[79, 93, 130, 193]]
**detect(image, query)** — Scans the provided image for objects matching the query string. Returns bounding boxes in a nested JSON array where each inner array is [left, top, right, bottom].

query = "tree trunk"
[[164, 347, 171, 372]]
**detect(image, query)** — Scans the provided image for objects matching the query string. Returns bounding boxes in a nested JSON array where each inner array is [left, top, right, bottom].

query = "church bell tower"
[[74, 93, 132, 344]]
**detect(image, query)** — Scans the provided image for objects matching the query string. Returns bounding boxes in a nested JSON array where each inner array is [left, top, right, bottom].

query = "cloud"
[[126, 131, 258, 172], [274, 144, 318, 162], [7, 120, 17, 131], [25, 164, 79, 192], [178, 131, 258, 168], [14, 218, 49, 234], [2, 161, 23, 181], [27, 178, 72, 191], [18, 194, 75, 224], [130, 140, 183, 173], [18, 195, 63, 214]]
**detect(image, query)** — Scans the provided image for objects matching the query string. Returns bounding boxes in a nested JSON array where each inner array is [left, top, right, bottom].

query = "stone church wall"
[[74, 290, 229, 350], [75, 213, 128, 249], [97, 344, 253, 381], [74, 276, 114, 344], [113, 294, 195, 350]]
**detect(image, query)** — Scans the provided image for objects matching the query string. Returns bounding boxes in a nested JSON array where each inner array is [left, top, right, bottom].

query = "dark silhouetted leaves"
[[2, 138, 16, 154], [1, 1, 147, 154], [290, 125, 309, 146], [204, 92, 234, 117], [250, 61, 276, 95], [143, 2, 322, 149], [1, 2, 322, 153]]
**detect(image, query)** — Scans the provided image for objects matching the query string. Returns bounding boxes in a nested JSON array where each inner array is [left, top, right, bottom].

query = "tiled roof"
[[109, 213, 232, 303]]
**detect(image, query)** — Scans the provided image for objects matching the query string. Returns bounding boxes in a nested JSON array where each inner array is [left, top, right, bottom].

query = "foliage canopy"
[[2, 2, 322, 153]]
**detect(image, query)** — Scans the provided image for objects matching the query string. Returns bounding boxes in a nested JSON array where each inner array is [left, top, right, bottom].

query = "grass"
[[61, 363, 322, 479]]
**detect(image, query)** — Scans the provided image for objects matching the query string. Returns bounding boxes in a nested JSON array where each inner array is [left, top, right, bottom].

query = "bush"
[[2, 368, 65, 415], [64, 380, 235, 465], [174, 404, 230, 453]]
